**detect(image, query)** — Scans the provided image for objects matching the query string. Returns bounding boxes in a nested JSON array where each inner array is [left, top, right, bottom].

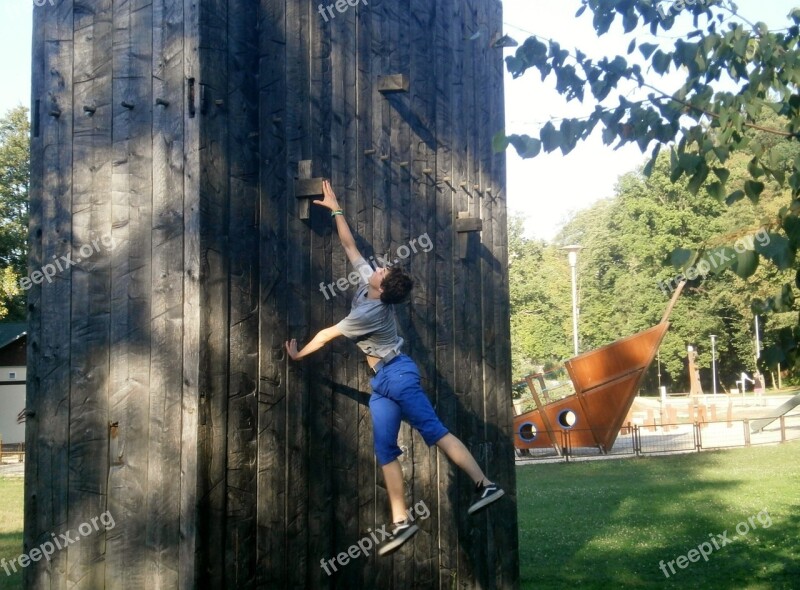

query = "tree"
[[0, 106, 30, 320], [508, 214, 572, 380], [497, 0, 800, 378]]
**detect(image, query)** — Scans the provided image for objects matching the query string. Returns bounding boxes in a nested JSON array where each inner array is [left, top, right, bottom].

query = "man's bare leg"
[[378, 459, 421, 556], [435, 433, 491, 486], [382, 459, 409, 523]]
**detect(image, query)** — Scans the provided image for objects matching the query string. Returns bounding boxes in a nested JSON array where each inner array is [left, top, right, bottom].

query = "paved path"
[[0, 461, 25, 477]]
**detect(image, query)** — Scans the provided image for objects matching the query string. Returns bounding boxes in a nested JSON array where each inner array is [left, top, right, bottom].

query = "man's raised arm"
[[313, 180, 362, 264]]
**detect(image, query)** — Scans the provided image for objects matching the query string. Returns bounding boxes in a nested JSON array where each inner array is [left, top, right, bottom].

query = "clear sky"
[[0, 1, 33, 116], [1, 0, 797, 241]]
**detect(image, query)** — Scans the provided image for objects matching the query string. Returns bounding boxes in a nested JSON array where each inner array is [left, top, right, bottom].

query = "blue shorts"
[[369, 354, 449, 466]]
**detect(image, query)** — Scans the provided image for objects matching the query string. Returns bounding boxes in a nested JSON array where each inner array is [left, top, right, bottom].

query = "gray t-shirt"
[[335, 257, 404, 358]]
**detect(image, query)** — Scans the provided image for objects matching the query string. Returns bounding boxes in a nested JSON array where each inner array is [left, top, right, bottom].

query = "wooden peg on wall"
[[294, 160, 324, 220], [455, 212, 482, 259], [377, 74, 409, 94]]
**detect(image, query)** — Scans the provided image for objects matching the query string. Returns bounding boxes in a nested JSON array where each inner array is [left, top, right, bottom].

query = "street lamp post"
[[754, 315, 760, 363], [710, 335, 717, 396], [562, 245, 582, 357]]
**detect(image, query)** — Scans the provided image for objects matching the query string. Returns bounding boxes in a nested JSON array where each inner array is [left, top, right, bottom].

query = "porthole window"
[[557, 409, 577, 429], [518, 422, 537, 442]]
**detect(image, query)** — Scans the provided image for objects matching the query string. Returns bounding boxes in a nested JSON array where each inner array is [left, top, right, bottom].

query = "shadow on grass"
[[517, 443, 800, 589]]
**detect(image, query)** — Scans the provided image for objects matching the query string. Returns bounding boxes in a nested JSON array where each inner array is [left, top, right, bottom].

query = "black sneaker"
[[377, 520, 419, 556], [468, 481, 505, 514]]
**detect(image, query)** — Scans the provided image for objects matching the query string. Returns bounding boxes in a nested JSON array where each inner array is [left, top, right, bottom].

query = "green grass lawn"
[[2, 443, 799, 589], [0, 478, 23, 589], [517, 441, 800, 589]]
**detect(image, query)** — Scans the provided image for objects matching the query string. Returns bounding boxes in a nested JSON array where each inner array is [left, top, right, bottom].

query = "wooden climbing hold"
[[377, 74, 409, 94]]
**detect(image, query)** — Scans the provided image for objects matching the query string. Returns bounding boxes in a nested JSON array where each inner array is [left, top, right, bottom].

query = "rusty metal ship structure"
[[513, 283, 684, 455]]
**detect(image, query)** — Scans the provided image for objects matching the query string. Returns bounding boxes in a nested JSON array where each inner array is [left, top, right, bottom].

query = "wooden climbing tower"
[[25, 0, 518, 588]]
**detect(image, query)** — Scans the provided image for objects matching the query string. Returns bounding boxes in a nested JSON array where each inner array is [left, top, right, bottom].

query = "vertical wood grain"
[[146, 0, 185, 584], [106, 0, 153, 586], [25, 0, 74, 586], [69, 0, 113, 584], [257, 0, 289, 586], [225, 0, 260, 584]]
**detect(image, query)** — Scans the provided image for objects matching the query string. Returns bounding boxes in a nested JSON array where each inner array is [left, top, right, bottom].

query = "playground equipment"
[[750, 392, 800, 432], [514, 282, 684, 455], [514, 323, 669, 454]]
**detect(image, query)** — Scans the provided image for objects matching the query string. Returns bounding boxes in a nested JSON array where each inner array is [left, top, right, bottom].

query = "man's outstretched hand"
[[313, 179, 341, 212], [285, 339, 300, 361]]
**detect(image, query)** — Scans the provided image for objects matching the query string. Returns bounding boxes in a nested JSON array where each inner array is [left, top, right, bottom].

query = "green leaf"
[[789, 171, 800, 197], [706, 181, 725, 201], [687, 161, 710, 195], [744, 180, 765, 202], [652, 50, 671, 75], [712, 167, 730, 184], [622, 10, 638, 33], [639, 43, 658, 60], [747, 157, 764, 178], [492, 131, 509, 153], [508, 134, 542, 159], [783, 214, 800, 250], [643, 144, 661, 177], [732, 249, 759, 278], [755, 233, 795, 270], [768, 284, 796, 313], [671, 248, 696, 271], [725, 190, 745, 205], [540, 122, 560, 153], [678, 152, 703, 174], [505, 56, 524, 77], [769, 168, 786, 186]]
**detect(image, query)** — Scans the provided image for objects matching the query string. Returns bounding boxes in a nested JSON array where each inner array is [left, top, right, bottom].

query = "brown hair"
[[380, 266, 413, 304]]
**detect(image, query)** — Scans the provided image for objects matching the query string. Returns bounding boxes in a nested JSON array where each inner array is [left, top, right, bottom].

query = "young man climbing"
[[285, 180, 504, 556]]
